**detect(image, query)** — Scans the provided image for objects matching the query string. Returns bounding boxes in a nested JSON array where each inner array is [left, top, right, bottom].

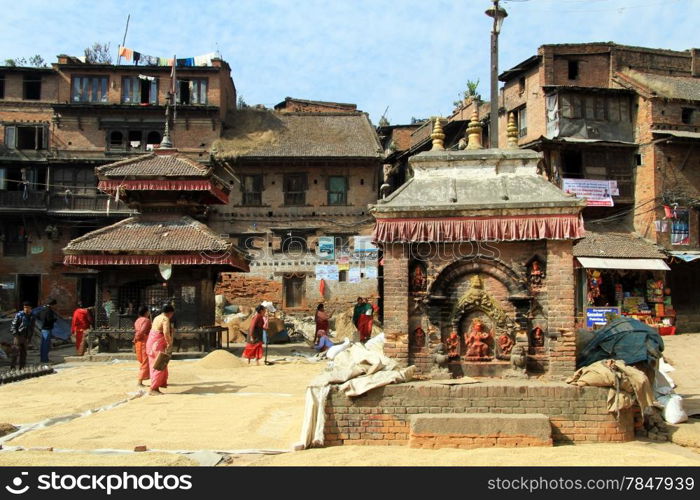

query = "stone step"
[[408, 413, 553, 450]]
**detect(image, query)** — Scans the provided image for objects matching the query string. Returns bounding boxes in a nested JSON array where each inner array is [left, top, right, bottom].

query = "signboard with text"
[[585, 307, 621, 328], [562, 178, 617, 207]]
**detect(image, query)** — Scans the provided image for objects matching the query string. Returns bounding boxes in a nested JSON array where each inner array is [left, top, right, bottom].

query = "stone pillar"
[[546, 239, 577, 379], [382, 243, 410, 367]]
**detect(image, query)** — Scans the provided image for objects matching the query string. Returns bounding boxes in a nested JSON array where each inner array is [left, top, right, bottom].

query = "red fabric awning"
[[64, 253, 248, 271], [373, 214, 585, 243], [98, 180, 229, 204]]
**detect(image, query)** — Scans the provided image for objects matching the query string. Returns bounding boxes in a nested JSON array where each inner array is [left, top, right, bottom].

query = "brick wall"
[[323, 382, 635, 446], [382, 244, 409, 366], [216, 269, 378, 315], [546, 240, 576, 378]]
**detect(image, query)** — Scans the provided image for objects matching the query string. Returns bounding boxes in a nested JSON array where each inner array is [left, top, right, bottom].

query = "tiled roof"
[[617, 69, 700, 102], [213, 109, 383, 159], [64, 215, 232, 253], [96, 153, 211, 178], [573, 224, 667, 259]]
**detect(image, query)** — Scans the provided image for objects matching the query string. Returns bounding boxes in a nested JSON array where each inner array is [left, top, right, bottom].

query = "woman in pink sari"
[[146, 304, 174, 395], [133, 306, 151, 387]]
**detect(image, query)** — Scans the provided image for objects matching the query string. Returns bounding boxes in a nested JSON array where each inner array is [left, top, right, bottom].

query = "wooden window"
[[51, 168, 74, 192], [241, 174, 263, 206], [4, 125, 47, 150], [176, 78, 207, 105], [74, 169, 96, 195], [594, 97, 606, 120], [280, 230, 308, 254], [146, 131, 162, 148], [607, 97, 621, 122], [584, 97, 595, 120], [71, 76, 109, 103], [283, 173, 307, 206], [517, 107, 527, 137], [3, 221, 28, 256], [109, 130, 124, 148], [619, 98, 630, 122], [682, 108, 694, 125], [283, 276, 305, 308], [568, 60, 579, 80], [561, 150, 583, 178], [122, 76, 157, 104], [327, 176, 347, 205], [23, 74, 41, 100]]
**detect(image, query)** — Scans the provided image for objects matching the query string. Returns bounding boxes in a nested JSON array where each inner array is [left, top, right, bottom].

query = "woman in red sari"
[[313, 303, 329, 345], [243, 305, 265, 365], [357, 298, 378, 343], [133, 306, 151, 387], [146, 304, 174, 395], [70, 304, 93, 356]]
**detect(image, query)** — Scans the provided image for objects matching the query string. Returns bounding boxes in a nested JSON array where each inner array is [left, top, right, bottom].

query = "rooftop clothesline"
[[117, 46, 220, 67]]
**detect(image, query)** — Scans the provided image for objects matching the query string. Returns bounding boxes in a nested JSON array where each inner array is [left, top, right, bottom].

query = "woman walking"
[[133, 306, 151, 387], [146, 304, 175, 395], [314, 303, 329, 345], [243, 305, 265, 365]]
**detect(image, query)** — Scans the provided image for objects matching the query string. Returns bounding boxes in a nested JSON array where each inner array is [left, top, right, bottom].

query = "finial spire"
[[430, 117, 445, 151], [506, 112, 518, 148], [466, 110, 483, 150], [160, 92, 174, 149]]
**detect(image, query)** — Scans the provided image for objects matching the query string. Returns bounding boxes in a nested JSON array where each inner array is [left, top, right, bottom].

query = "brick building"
[[451, 42, 700, 331], [209, 103, 384, 314], [0, 55, 236, 315]]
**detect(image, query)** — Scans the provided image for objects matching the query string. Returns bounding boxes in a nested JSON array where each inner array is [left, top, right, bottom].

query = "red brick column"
[[546, 239, 577, 379], [382, 243, 410, 366]]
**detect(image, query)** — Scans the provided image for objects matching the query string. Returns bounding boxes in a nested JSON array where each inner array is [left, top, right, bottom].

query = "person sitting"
[[314, 329, 335, 352]]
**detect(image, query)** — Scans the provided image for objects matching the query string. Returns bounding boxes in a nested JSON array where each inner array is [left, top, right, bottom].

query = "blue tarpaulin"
[[577, 317, 664, 369]]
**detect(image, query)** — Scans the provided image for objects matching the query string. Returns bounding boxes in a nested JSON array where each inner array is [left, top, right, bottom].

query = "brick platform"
[[323, 380, 635, 447], [409, 413, 553, 449]]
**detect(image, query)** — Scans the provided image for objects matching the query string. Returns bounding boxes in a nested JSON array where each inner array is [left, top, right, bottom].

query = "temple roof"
[[212, 109, 383, 160], [372, 149, 585, 216], [96, 152, 212, 178], [63, 214, 248, 270]]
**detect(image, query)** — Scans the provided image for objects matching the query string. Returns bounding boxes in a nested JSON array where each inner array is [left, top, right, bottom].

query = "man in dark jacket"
[[10, 302, 34, 370], [38, 299, 58, 363]]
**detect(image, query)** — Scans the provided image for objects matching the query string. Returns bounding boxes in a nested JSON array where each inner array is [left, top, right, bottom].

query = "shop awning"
[[669, 251, 700, 262], [576, 257, 670, 271]]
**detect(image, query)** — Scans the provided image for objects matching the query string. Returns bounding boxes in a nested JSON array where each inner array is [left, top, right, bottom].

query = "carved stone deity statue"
[[465, 319, 491, 359], [410, 264, 427, 293], [498, 333, 514, 355], [445, 330, 460, 361]]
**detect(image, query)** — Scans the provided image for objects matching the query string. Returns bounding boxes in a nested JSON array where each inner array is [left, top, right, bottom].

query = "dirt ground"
[[0, 334, 699, 467]]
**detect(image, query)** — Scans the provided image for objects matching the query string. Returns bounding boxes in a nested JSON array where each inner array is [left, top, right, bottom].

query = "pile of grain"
[[196, 349, 247, 369]]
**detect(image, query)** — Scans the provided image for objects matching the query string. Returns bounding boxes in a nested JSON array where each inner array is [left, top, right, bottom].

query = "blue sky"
[[1, 0, 697, 124]]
